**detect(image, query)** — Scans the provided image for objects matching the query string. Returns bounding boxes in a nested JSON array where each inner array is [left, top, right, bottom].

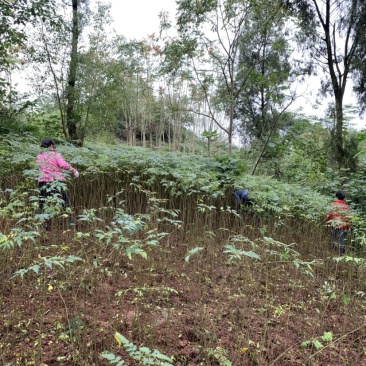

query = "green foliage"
[[0, 95, 39, 135], [0, 228, 39, 250], [301, 332, 333, 350], [177, 0, 218, 32], [206, 346, 232, 366], [333, 255, 364, 265], [95, 208, 168, 260], [0, 137, 333, 226], [261, 117, 329, 184], [0, 0, 55, 72], [234, 173, 330, 221], [101, 332, 173, 366], [101, 352, 126, 366], [13, 255, 82, 278], [224, 234, 318, 277], [2, 133, 366, 364], [235, 0, 293, 142], [223, 244, 261, 262], [185, 246, 204, 263], [59, 314, 85, 343]]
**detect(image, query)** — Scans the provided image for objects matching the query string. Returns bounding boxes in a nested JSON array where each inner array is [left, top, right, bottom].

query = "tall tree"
[[0, 0, 54, 126], [66, 0, 80, 142], [26, 0, 90, 144], [236, 2, 293, 141], [0, 0, 54, 81], [285, 0, 366, 168], [235, 0, 297, 174], [351, 11, 366, 115], [65, 0, 90, 144], [73, 2, 113, 141], [169, 0, 255, 154]]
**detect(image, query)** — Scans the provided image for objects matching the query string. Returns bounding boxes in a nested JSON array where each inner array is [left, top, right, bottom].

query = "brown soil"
[[1, 224, 366, 366]]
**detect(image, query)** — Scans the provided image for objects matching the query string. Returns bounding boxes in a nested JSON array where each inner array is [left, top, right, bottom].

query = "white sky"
[[105, 0, 364, 130], [108, 0, 177, 40], [11, 0, 364, 131]]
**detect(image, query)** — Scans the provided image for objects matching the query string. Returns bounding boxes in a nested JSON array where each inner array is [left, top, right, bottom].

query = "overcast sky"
[[108, 0, 177, 40], [104, 1, 364, 129]]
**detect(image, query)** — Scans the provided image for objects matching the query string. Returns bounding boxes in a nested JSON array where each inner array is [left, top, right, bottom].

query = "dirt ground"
[[1, 226, 366, 366]]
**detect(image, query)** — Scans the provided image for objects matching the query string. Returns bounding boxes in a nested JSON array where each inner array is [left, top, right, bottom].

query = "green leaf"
[[115, 332, 129, 346], [342, 293, 351, 306], [12, 268, 27, 278], [139, 347, 151, 354], [313, 340, 323, 350], [301, 340, 311, 347], [321, 332, 333, 342], [185, 246, 204, 263], [241, 250, 261, 260], [30, 264, 40, 274], [101, 352, 116, 361], [152, 351, 173, 362]]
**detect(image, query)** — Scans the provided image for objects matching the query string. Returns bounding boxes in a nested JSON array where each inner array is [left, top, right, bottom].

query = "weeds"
[[1, 142, 366, 365], [102, 332, 173, 366]]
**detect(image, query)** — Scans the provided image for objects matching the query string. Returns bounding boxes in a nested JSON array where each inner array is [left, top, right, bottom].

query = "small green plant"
[[197, 203, 217, 213], [320, 280, 337, 300], [0, 228, 39, 250], [262, 236, 317, 276], [301, 331, 333, 350], [223, 244, 261, 262], [185, 246, 204, 263], [12, 255, 83, 278], [206, 346, 232, 366], [101, 332, 173, 366], [333, 255, 364, 264], [59, 315, 85, 343], [78, 208, 103, 223], [95, 209, 168, 259]]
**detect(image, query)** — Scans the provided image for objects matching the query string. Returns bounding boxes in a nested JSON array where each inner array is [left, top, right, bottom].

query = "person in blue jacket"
[[234, 189, 260, 226], [234, 189, 251, 209]]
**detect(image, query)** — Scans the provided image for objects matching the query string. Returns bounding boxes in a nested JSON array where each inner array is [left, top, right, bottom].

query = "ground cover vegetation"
[[2, 0, 366, 365], [1, 134, 366, 365]]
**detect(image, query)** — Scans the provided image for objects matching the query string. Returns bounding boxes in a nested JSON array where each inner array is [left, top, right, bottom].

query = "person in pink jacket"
[[37, 138, 79, 215]]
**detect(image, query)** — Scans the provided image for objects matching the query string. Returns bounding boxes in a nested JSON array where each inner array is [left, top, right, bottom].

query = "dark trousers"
[[330, 228, 347, 255], [38, 181, 70, 214]]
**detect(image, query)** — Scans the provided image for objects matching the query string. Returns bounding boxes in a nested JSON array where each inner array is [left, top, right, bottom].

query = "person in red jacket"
[[326, 191, 351, 255]]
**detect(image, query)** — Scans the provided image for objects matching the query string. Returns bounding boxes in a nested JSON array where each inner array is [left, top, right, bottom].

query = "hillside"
[[1, 139, 366, 365]]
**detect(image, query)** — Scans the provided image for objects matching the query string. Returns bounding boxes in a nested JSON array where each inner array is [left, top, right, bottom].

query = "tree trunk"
[[66, 0, 79, 143], [228, 104, 233, 155], [334, 93, 345, 167]]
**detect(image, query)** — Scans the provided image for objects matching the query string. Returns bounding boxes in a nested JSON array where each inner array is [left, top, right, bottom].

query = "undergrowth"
[[1, 136, 366, 365]]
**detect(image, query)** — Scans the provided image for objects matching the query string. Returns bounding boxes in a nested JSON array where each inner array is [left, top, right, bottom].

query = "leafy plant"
[[301, 331, 333, 350], [13, 255, 82, 278], [101, 332, 173, 366], [185, 246, 204, 263], [206, 346, 232, 366], [59, 315, 85, 343], [95, 211, 168, 260], [223, 244, 261, 262], [0, 228, 39, 250]]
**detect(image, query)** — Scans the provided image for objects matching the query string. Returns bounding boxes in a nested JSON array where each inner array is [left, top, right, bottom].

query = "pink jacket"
[[36, 151, 76, 182]]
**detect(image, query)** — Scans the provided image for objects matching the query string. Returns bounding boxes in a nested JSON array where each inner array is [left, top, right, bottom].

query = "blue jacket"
[[234, 190, 249, 206]]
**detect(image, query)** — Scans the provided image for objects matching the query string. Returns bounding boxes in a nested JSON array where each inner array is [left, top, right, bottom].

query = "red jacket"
[[326, 199, 351, 230]]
